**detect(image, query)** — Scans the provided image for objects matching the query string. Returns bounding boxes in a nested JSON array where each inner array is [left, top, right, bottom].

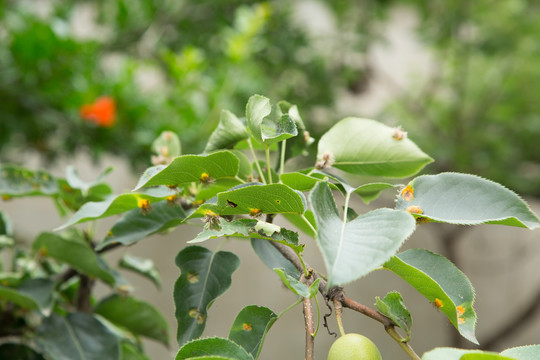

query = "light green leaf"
[[175, 246, 241, 346], [317, 118, 433, 177], [134, 151, 240, 190], [251, 238, 300, 278], [354, 183, 397, 204], [395, 173, 540, 228], [246, 95, 272, 145], [95, 294, 169, 345], [152, 131, 181, 160], [0, 278, 54, 311], [96, 199, 186, 251], [33, 233, 116, 285], [274, 268, 320, 299], [230, 150, 253, 181], [375, 291, 412, 339], [119, 254, 162, 289], [66, 166, 113, 197], [228, 305, 277, 359], [277, 101, 313, 162], [279, 172, 339, 192], [261, 114, 298, 145], [56, 193, 169, 230], [0, 211, 13, 237], [176, 337, 253, 360], [384, 249, 478, 344], [36, 313, 120, 360], [205, 110, 249, 152], [501, 345, 540, 359], [422, 348, 514, 360], [310, 182, 416, 286], [120, 341, 150, 360], [282, 211, 316, 238], [190, 218, 302, 252], [0, 164, 58, 197], [196, 183, 305, 217]]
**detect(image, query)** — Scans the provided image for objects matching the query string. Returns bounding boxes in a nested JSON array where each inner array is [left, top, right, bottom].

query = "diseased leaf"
[[317, 118, 433, 177], [176, 337, 253, 360], [119, 254, 162, 289], [384, 249, 478, 344], [35, 312, 120, 360], [500, 345, 540, 360], [196, 183, 305, 217], [310, 182, 416, 286], [95, 294, 169, 345], [152, 131, 182, 161], [205, 110, 249, 152], [174, 246, 240, 346], [228, 305, 277, 359], [375, 291, 412, 339], [395, 173, 540, 229], [261, 114, 298, 145], [134, 151, 240, 190], [274, 268, 320, 299], [0, 164, 58, 197], [97, 199, 186, 250], [33, 233, 116, 285]]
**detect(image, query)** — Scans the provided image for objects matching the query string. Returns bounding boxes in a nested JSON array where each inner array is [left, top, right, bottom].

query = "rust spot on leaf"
[[243, 323, 253, 331], [434, 298, 443, 309], [401, 185, 414, 201], [137, 198, 152, 214], [406, 205, 423, 215], [456, 306, 465, 317], [189, 308, 206, 324], [187, 272, 199, 283], [250, 208, 263, 218]]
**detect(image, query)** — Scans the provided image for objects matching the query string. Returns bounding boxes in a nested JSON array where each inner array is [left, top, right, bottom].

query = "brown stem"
[[76, 275, 94, 313], [303, 297, 315, 360]]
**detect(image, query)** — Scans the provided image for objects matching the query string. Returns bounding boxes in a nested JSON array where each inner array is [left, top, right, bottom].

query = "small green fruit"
[[327, 333, 383, 360]]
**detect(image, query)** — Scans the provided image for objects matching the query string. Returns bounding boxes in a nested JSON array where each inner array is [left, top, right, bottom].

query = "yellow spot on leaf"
[[39, 246, 48, 257], [458, 317, 465, 325], [166, 195, 177, 204], [189, 308, 206, 324], [137, 198, 152, 214], [243, 323, 253, 331], [456, 306, 465, 317], [434, 298, 443, 309], [406, 205, 423, 215], [401, 185, 414, 201], [187, 272, 199, 283], [200, 172, 213, 184], [250, 208, 263, 218]]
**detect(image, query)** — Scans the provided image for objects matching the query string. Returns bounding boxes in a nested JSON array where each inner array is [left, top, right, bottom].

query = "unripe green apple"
[[327, 333, 383, 360]]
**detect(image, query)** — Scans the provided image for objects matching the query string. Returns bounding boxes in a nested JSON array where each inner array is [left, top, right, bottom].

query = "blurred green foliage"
[[385, 0, 540, 196]]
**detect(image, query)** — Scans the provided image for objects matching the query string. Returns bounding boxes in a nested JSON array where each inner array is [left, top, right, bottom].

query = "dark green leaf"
[[119, 254, 161, 289], [32, 233, 116, 285], [97, 199, 186, 251], [134, 151, 240, 190], [317, 118, 433, 177], [0, 344, 45, 360], [375, 291, 412, 339], [384, 249, 478, 344], [310, 182, 416, 286], [95, 294, 169, 345], [0, 278, 54, 311], [395, 173, 540, 229], [0, 211, 13, 237], [251, 238, 300, 278], [176, 337, 253, 360], [35, 312, 120, 360], [205, 110, 249, 152], [0, 164, 58, 197], [228, 305, 277, 358], [273, 268, 319, 299], [120, 341, 150, 360], [174, 246, 240, 346]]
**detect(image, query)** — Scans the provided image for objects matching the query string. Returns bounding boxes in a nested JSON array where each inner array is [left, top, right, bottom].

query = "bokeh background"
[[2, 0, 540, 359]]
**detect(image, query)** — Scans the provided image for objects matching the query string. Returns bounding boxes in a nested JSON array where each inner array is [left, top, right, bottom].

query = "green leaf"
[[205, 110, 249, 152], [230, 150, 253, 181], [174, 246, 241, 346], [395, 173, 540, 229], [33, 233, 116, 285], [354, 183, 397, 204], [251, 238, 300, 278], [197, 183, 305, 217], [0, 344, 45, 359], [273, 268, 320, 299], [36, 312, 120, 360], [261, 114, 298, 145], [65, 166, 113, 197], [190, 218, 301, 252], [119, 254, 162, 289], [56, 192, 169, 230], [501, 345, 540, 360], [95, 294, 169, 345], [384, 249, 478, 344], [246, 95, 272, 145], [97, 199, 186, 251], [0, 211, 12, 237], [277, 101, 313, 162], [0, 278, 54, 311], [0, 164, 58, 197], [120, 341, 150, 360], [152, 131, 182, 160], [422, 348, 514, 360], [176, 337, 254, 360], [317, 118, 433, 177], [310, 182, 416, 286], [228, 305, 277, 359], [282, 211, 316, 238], [375, 291, 412, 339], [134, 151, 240, 190]]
